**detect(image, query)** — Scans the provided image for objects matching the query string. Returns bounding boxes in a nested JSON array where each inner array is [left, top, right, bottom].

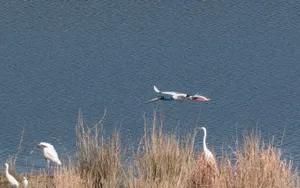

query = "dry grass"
[[26, 172, 54, 188], [124, 113, 196, 188], [53, 162, 84, 188], [5, 127, 25, 176], [0, 112, 299, 188], [214, 133, 300, 188], [76, 109, 123, 188]]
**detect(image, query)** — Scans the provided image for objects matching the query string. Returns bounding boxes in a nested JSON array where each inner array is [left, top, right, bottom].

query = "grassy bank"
[[1, 112, 299, 188]]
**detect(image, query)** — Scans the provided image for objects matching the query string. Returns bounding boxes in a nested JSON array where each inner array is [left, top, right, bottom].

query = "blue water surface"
[[1, 1, 300, 172]]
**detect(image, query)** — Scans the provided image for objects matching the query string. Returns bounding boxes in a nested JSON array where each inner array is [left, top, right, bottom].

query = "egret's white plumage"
[[200, 127, 215, 162], [37, 142, 61, 167], [5, 163, 19, 187], [151, 86, 211, 102], [22, 177, 28, 188]]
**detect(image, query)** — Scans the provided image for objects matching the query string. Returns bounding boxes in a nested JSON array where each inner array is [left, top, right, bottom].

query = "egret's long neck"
[[203, 129, 207, 150], [5, 166, 9, 176]]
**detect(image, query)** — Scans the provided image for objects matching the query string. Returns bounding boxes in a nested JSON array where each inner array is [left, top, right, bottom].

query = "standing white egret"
[[22, 177, 28, 188], [200, 127, 215, 162], [5, 163, 19, 187], [37, 142, 61, 168]]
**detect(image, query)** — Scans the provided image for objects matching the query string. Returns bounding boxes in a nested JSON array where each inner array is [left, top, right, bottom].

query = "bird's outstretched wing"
[[189, 94, 211, 101], [153, 86, 180, 96]]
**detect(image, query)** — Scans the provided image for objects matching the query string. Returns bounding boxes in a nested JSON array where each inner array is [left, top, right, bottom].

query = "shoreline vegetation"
[[1, 111, 299, 188]]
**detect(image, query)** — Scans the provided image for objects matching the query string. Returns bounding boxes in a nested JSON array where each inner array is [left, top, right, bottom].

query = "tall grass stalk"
[[0, 112, 299, 188], [124, 112, 196, 188], [76, 110, 122, 188], [6, 127, 25, 175]]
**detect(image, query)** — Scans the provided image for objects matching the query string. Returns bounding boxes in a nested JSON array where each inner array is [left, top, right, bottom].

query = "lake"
[[1, 1, 300, 172]]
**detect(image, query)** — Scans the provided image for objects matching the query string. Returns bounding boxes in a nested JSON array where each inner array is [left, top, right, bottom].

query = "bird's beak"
[[36, 145, 42, 151], [195, 97, 212, 102], [146, 97, 160, 103]]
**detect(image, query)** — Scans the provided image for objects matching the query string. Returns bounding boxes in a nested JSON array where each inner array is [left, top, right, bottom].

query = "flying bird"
[[147, 86, 211, 102], [5, 163, 19, 188], [146, 95, 173, 103], [22, 177, 28, 188], [37, 142, 62, 168]]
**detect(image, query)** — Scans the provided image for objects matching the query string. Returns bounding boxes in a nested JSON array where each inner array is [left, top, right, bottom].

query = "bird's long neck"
[[5, 165, 9, 176], [203, 129, 207, 151]]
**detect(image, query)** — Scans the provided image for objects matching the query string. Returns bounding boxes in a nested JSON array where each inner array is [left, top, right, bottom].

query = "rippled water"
[[1, 1, 300, 172]]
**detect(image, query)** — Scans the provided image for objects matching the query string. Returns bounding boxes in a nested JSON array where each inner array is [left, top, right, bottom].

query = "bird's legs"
[[44, 158, 51, 174], [47, 159, 50, 169]]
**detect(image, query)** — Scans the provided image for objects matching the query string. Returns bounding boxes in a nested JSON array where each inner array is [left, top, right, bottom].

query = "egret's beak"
[[146, 97, 161, 103], [36, 145, 44, 151]]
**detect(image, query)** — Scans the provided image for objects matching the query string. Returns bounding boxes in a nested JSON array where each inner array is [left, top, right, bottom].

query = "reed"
[[214, 132, 300, 188], [124, 112, 196, 188], [0, 112, 299, 188], [53, 160, 84, 188], [76, 109, 123, 188]]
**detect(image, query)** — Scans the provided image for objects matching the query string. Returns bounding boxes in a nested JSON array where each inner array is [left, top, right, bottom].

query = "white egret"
[[5, 163, 19, 187], [199, 127, 215, 162], [197, 127, 219, 177], [148, 86, 211, 102], [22, 177, 28, 188], [37, 142, 61, 168]]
